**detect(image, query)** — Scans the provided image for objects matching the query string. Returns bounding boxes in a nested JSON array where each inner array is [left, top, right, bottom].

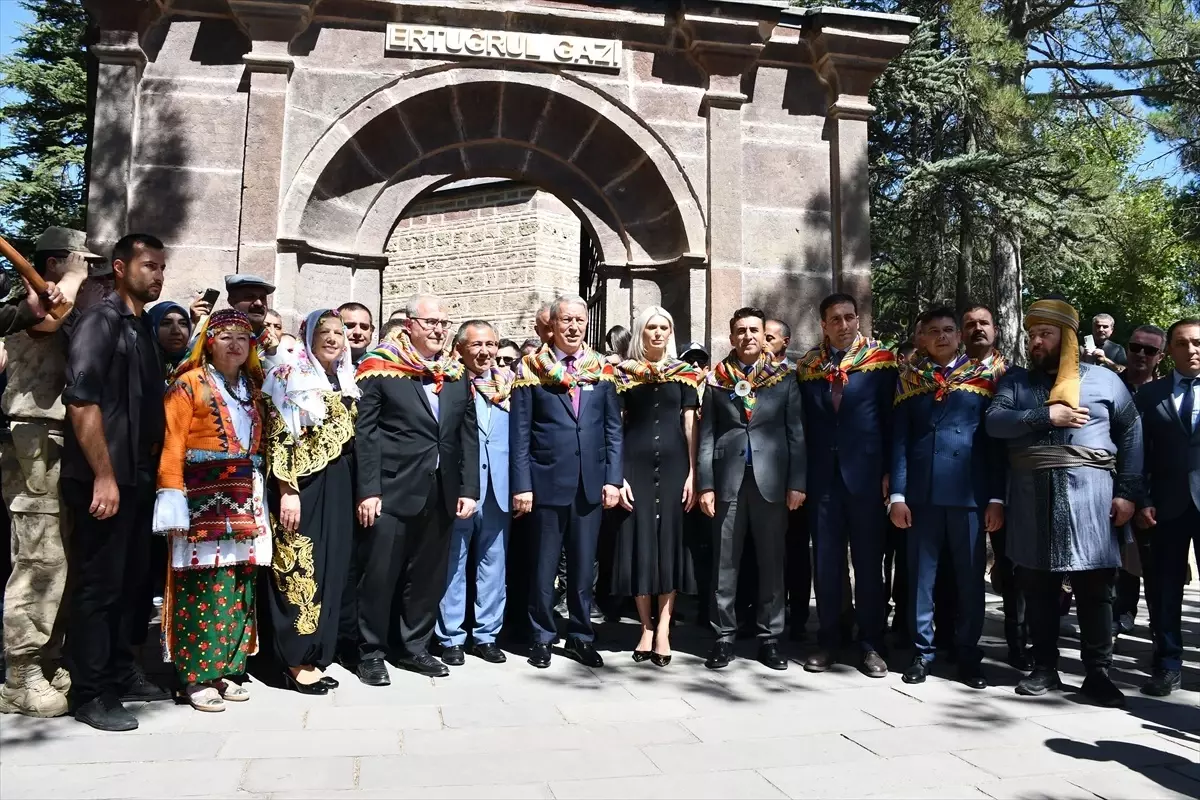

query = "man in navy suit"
[[796, 293, 897, 677], [511, 295, 622, 669], [889, 306, 1007, 689], [1135, 317, 1200, 697], [436, 321, 512, 667]]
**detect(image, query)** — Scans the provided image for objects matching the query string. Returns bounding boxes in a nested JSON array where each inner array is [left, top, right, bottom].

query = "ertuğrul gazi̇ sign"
[[385, 23, 622, 71]]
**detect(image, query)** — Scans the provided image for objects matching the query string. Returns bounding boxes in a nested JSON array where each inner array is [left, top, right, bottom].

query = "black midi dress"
[[609, 381, 698, 597]]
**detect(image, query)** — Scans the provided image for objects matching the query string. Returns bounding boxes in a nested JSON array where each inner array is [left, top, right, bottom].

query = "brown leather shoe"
[[861, 650, 888, 678], [803, 648, 835, 673]]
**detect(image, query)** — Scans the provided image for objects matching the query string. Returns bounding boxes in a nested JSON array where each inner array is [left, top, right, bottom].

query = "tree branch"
[[1028, 56, 1200, 72], [1035, 85, 1182, 100]]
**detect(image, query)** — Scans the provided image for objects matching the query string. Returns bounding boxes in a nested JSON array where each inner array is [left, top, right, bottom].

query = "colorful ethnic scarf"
[[471, 367, 514, 411], [894, 351, 1009, 405], [795, 334, 897, 386], [356, 330, 464, 391], [706, 353, 789, 419], [611, 358, 704, 394], [511, 344, 613, 390]]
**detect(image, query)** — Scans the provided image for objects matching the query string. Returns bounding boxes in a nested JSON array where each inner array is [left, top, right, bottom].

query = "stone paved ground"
[[2, 588, 1198, 800]]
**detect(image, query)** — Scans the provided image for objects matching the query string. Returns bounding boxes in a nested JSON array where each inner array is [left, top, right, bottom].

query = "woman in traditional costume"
[[153, 309, 272, 713], [609, 307, 702, 666], [262, 309, 359, 694]]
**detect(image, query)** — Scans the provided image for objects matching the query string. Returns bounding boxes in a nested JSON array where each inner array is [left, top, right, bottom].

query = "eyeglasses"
[[495, 356, 516, 366], [1128, 342, 1160, 356], [412, 317, 452, 330]]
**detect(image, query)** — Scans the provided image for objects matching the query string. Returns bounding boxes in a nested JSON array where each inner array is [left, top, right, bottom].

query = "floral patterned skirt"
[[163, 564, 258, 685]]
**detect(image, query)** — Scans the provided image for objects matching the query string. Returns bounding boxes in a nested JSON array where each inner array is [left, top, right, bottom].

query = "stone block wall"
[[384, 184, 582, 340]]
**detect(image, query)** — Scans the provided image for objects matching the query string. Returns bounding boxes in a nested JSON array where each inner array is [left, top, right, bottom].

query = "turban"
[[1024, 297, 1080, 408]]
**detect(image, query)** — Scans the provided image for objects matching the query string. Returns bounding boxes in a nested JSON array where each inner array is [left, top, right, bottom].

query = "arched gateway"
[[83, 0, 915, 348]]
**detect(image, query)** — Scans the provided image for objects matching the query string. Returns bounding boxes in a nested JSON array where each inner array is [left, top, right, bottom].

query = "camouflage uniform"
[[0, 328, 71, 716]]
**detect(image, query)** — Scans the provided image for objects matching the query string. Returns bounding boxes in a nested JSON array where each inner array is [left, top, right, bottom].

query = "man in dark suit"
[[510, 295, 622, 669], [698, 307, 806, 670], [1135, 317, 1200, 697], [796, 293, 898, 677], [354, 294, 479, 685], [889, 306, 1007, 690]]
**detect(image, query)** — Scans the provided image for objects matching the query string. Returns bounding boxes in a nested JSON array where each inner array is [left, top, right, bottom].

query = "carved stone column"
[[683, 13, 771, 345]]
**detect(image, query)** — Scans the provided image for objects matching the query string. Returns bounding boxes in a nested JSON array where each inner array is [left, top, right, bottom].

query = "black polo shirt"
[[62, 291, 165, 486]]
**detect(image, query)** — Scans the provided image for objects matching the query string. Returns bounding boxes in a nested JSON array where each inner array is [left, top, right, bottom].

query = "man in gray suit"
[[1135, 317, 1200, 697], [698, 307, 806, 670]]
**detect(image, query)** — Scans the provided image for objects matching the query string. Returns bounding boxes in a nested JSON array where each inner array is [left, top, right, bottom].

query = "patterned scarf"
[[356, 330, 464, 392], [796, 334, 897, 385], [611, 358, 704, 394], [471, 366, 513, 411], [511, 344, 612, 389], [895, 350, 1009, 405], [706, 353, 789, 419]]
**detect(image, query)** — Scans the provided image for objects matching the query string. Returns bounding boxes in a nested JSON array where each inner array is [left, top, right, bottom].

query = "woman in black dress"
[[610, 307, 701, 666], [262, 309, 360, 694]]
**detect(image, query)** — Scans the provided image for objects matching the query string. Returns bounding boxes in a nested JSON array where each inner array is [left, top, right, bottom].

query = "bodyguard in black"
[[62, 234, 170, 732], [1135, 317, 1200, 697]]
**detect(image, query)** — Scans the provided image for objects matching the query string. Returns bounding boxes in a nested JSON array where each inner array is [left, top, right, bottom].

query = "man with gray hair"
[[534, 302, 554, 345], [511, 295, 622, 669], [435, 320, 511, 666], [1083, 313, 1127, 371]]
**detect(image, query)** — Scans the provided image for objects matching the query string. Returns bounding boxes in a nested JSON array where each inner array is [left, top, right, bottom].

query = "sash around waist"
[[1010, 444, 1116, 473]]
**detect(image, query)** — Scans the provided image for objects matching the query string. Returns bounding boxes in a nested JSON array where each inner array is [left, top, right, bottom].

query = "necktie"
[[831, 350, 845, 413], [564, 355, 580, 416], [1181, 377, 1197, 434]]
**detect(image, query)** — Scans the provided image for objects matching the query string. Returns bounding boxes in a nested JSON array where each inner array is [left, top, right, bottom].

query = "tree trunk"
[[955, 124, 976, 313], [991, 230, 1023, 364]]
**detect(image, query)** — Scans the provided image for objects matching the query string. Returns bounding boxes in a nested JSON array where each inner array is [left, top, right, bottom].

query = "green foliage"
[[0, 0, 90, 250]]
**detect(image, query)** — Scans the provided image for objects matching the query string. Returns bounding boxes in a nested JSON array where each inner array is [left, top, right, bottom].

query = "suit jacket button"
[[575, 450, 580, 455], [482, 464, 488, 470]]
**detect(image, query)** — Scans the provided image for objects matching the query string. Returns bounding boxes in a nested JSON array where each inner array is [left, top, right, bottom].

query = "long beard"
[[1031, 347, 1060, 371]]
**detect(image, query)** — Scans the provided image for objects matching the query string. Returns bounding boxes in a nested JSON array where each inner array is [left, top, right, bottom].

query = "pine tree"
[[0, 0, 90, 250]]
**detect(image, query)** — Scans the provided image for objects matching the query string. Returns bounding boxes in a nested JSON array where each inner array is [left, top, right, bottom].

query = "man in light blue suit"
[[436, 321, 512, 666]]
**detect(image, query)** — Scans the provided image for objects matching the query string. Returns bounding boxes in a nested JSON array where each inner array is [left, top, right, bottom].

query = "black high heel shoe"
[[632, 650, 652, 663], [319, 676, 339, 689], [285, 671, 329, 695], [651, 652, 672, 667]]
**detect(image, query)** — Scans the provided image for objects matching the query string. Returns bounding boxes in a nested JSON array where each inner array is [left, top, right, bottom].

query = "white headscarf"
[[263, 309, 360, 438]]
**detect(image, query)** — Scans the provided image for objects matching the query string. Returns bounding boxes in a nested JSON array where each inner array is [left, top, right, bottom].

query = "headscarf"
[[1024, 297, 1081, 408], [148, 301, 192, 370], [175, 308, 264, 386], [263, 308, 360, 439]]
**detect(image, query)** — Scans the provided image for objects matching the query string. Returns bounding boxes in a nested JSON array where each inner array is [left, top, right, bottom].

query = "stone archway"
[[279, 66, 707, 271]]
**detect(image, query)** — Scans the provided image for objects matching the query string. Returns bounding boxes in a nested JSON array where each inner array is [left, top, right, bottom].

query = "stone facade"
[[81, 0, 916, 350], [384, 183, 582, 339]]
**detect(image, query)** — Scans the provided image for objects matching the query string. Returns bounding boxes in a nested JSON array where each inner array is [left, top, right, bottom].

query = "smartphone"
[[1083, 334, 1096, 351], [201, 288, 220, 306]]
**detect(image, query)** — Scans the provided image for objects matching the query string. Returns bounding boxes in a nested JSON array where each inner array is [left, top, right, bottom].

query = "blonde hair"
[[629, 306, 677, 362]]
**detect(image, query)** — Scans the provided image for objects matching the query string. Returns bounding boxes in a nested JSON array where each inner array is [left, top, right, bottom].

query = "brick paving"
[[2, 588, 1197, 799]]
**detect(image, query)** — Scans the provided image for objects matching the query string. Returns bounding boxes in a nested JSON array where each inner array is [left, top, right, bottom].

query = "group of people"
[[0, 226, 1196, 735]]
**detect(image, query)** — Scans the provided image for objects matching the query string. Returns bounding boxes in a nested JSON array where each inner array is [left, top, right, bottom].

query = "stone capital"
[[91, 38, 148, 68], [226, 0, 316, 44], [681, 12, 773, 108]]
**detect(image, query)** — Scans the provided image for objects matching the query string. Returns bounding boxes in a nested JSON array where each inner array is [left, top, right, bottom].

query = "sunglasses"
[[495, 356, 516, 366], [1128, 342, 1160, 356]]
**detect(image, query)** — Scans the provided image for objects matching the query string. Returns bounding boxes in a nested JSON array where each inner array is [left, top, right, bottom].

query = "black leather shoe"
[[1080, 669, 1125, 708], [705, 641, 734, 670], [902, 655, 930, 684], [319, 676, 340, 689], [958, 663, 987, 690], [470, 643, 507, 664], [528, 642, 552, 669], [75, 696, 138, 732], [861, 650, 888, 678], [1016, 667, 1062, 696], [356, 657, 391, 686], [285, 672, 329, 695], [757, 642, 788, 670], [121, 669, 171, 703], [651, 652, 672, 667], [1007, 646, 1032, 671], [1141, 668, 1182, 697], [632, 649, 653, 663], [564, 639, 604, 668], [396, 653, 450, 678], [804, 648, 835, 673], [441, 645, 466, 667]]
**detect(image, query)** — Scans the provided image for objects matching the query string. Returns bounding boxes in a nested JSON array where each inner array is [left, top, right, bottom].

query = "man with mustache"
[[1134, 317, 1200, 697], [986, 296, 1142, 708], [62, 234, 171, 730]]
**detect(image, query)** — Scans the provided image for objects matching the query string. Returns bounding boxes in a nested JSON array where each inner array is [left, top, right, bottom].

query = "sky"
[[0, 0, 1185, 184]]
